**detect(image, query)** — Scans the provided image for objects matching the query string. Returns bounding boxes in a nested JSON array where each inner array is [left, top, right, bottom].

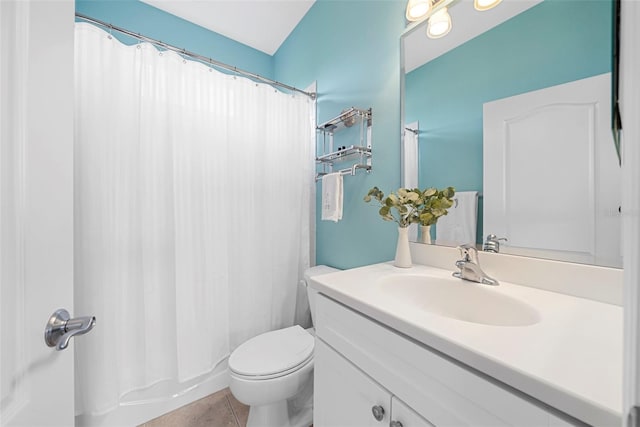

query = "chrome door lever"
[[44, 309, 96, 351]]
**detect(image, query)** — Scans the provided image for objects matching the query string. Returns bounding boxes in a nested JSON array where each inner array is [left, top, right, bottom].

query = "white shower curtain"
[[73, 23, 314, 416]]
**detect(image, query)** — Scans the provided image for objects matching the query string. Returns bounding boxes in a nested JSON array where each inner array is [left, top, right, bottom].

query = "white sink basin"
[[377, 274, 541, 326]]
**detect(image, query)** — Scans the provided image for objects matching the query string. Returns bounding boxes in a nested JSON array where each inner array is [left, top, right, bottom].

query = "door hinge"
[[629, 406, 640, 427]]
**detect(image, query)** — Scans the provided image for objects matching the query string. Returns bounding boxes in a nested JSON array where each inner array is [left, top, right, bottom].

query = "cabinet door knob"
[[390, 421, 404, 427], [371, 405, 385, 421]]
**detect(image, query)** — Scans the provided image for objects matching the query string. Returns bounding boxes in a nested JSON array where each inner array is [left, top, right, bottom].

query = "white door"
[[1, 1, 78, 425]]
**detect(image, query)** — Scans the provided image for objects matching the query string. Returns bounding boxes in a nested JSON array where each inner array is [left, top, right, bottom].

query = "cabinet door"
[[391, 396, 435, 427], [315, 339, 391, 427]]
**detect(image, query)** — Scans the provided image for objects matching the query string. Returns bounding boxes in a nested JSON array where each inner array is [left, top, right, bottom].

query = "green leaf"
[[419, 212, 435, 225], [422, 188, 436, 197], [443, 187, 455, 198], [406, 192, 419, 202], [366, 186, 385, 202]]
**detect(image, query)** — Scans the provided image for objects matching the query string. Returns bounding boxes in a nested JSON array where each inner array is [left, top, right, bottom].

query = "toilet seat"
[[230, 354, 313, 380], [229, 325, 314, 380]]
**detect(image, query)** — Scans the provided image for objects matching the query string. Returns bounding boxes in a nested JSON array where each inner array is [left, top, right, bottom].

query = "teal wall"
[[75, 0, 274, 78], [274, 0, 406, 270], [405, 0, 613, 243]]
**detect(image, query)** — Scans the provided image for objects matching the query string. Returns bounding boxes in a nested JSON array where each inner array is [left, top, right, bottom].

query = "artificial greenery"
[[364, 186, 455, 228]]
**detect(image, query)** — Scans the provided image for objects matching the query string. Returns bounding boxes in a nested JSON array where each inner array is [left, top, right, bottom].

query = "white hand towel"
[[436, 191, 478, 245], [321, 172, 343, 222]]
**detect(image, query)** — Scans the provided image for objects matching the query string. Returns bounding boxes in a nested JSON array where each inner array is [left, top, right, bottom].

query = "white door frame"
[[622, 0, 640, 425]]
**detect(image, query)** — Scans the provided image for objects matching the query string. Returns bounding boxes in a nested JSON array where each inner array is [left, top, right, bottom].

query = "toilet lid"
[[229, 325, 314, 377]]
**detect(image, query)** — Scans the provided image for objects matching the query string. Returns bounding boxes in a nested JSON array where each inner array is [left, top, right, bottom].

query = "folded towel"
[[321, 172, 343, 222], [436, 191, 478, 245]]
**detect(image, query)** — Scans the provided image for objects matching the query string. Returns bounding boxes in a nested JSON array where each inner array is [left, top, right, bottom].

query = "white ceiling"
[[141, 0, 542, 66], [141, 0, 315, 56], [403, 0, 543, 73]]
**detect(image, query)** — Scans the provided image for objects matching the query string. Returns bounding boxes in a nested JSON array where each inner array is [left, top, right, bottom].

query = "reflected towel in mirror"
[[436, 191, 478, 245]]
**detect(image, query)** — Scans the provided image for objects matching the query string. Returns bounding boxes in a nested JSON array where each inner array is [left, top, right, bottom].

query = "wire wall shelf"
[[316, 107, 372, 181]]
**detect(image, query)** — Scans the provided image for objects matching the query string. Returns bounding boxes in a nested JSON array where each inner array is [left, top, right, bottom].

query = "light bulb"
[[426, 7, 451, 39], [474, 0, 502, 11], [406, 0, 431, 22]]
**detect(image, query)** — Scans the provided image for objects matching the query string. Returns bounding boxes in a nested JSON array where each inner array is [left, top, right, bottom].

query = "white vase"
[[394, 226, 412, 268], [419, 225, 432, 244]]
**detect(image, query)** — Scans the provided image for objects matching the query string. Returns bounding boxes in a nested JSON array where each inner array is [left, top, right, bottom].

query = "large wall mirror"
[[400, 0, 622, 268]]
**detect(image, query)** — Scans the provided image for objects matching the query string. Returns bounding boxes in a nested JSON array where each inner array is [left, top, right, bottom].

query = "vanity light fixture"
[[426, 7, 452, 39], [474, 0, 502, 11], [407, 0, 502, 39], [406, 0, 432, 21]]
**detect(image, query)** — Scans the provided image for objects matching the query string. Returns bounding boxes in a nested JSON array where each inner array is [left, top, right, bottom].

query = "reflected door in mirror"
[[483, 73, 621, 267]]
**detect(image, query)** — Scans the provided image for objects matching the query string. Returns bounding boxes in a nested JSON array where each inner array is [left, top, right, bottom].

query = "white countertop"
[[311, 262, 622, 426]]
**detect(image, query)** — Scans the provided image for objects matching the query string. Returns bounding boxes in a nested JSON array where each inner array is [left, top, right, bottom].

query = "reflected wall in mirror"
[[402, 0, 622, 268]]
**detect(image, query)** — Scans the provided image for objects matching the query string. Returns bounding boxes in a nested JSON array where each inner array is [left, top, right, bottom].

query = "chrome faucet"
[[483, 234, 507, 253], [453, 244, 499, 286]]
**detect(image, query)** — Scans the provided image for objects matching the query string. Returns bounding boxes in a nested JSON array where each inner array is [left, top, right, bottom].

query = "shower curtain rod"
[[75, 13, 316, 100]]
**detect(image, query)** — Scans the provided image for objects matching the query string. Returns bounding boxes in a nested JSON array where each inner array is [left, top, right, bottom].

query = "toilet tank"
[[304, 265, 339, 326]]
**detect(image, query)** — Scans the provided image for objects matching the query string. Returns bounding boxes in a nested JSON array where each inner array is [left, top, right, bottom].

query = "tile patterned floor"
[[139, 388, 249, 427]]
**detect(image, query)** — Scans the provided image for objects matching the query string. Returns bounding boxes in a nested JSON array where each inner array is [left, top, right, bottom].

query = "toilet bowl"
[[228, 265, 338, 427]]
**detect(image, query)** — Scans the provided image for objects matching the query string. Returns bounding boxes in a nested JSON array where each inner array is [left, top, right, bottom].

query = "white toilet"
[[228, 265, 337, 427]]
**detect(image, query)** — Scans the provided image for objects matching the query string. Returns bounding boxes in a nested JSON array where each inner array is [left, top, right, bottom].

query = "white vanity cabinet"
[[313, 294, 581, 427], [315, 338, 433, 427], [392, 396, 435, 427]]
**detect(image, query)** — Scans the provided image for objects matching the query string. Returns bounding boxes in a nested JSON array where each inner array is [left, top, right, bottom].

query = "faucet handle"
[[456, 243, 478, 262]]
